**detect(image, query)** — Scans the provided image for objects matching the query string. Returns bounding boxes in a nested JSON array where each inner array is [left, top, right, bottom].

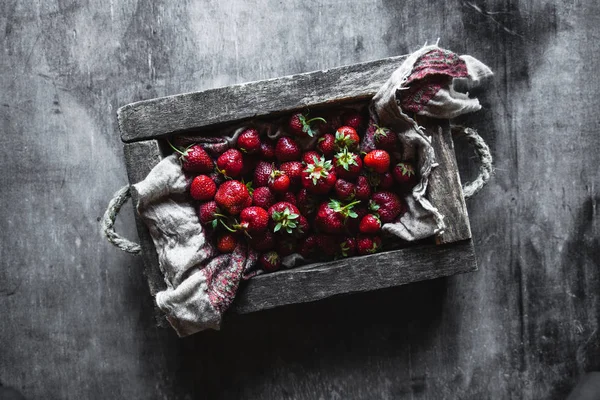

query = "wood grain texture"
[[117, 55, 407, 142], [1, 0, 599, 399], [426, 119, 472, 244], [232, 240, 476, 313]]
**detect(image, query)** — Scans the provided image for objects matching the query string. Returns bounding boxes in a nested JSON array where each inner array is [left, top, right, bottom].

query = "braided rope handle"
[[451, 126, 493, 199], [101, 185, 141, 255]]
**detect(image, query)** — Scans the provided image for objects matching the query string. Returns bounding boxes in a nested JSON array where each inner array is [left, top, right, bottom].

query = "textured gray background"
[[1, 0, 599, 399]]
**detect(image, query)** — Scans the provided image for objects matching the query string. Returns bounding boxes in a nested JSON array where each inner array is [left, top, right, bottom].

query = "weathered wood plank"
[[231, 240, 477, 314], [117, 55, 408, 143], [426, 119, 472, 244], [123, 140, 166, 297]]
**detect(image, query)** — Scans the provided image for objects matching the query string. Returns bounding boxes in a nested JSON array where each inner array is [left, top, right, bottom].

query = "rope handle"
[[451, 126, 493, 199], [101, 185, 142, 255]]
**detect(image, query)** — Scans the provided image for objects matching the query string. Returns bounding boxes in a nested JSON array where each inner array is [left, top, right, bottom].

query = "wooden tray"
[[118, 55, 477, 315]]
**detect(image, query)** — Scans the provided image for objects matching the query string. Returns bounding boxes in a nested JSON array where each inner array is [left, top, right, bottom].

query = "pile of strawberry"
[[170, 109, 418, 273]]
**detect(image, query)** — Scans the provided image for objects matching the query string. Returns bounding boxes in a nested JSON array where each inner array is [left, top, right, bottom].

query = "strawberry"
[[268, 169, 290, 193], [295, 215, 310, 239], [252, 187, 275, 209], [237, 206, 269, 234], [280, 161, 304, 187], [298, 235, 318, 259], [253, 161, 274, 187], [334, 178, 356, 201], [339, 237, 357, 257], [302, 151, 321, 165], [316, 234, 341, 257], [334, 126, 360, 151], [260, 251, 281, 272], [275, 137, 301, 162], [297, 188, 317, 216], [393, 162, 418, 189], [217, 233, 237, 253], [268, 202, 301, 234], [259, 141, 276, 159], [333, 148, 363, 180], [373, 125, 397, 151], [354, 176, 371, 201], [276, 237, 297, 256], [289, 112, 327, 138], [190, 175, 217, 201], [380, 172, 394, 189], [359, 214, 381, 234], [169, 142, 214, 173], [364, 150, 390, 173], [281, 191, 297, 205], [243, 195, 253, 209], [301, 156, 337, 194], [371, 191, 403, 223], [248, 230, 275, 251], [198, 201, 222, 228], [216, 148, 244, 178], [214, 180, 251, 215], [356, 235, 381, 255], [316, 134, 335, 157], [347, 206, 368, 234], [237, 128, 261, 153], [315, 199, 361, 234], [315, 113, 342, 135], [341, 110, 364, 131]]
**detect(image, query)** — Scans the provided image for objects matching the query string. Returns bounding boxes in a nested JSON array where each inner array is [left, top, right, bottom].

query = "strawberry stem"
[[166, 140, 186, 156], [219, 219, 237, 233], [306, 117, 326, 125]]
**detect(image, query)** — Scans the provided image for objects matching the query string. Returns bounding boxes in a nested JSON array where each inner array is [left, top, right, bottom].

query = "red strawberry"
[[237, 206, 269, 234], [259, 141, 276, 159], [302, 151, 321, 165], [248, 230, 275, 251], [289, 112, 327, 138], [380, 172, 394, 189], [316, 234, 341, 257], [347, 206, 368, 234], [333, 148, 363, 180], [214, 180, 251, 215], [341, 110, 364, 131], [169, 143, 214, 173], [354, 176, 371, 201], [316, 134, 335, 157], [260, 251, 281, 272], [217, 148, 244, 178], [198, 201, 222, 228], [364, 150, 390, 173], [268, 169, 290, 193], [334, 178, 356, 201], [243, 195, 253, 209], [280, 161, 304, 187], [359, 214, 381, 234], [253, 161, 274, 187], [373, 126, 397, 151], [276, 237, 297, 256], [268, 202, 301, 234], [301, 156, 337, 194], [275, 137, 301, 162], [298, 235, 318, 258], [252, 187, 275, 209], [237, 128, 261, 153], [339, 237, 357, 257], [334, 126, 360, 151], [217, 233, 237, 253], [297, 188, 317, 216], [356, 235, 381, 255], [281, 191, 297, 205], [371, 191, 403, 223], [315, 199, 361, 234], [393, 162, 418, 189], [190, 175, 217, 201]]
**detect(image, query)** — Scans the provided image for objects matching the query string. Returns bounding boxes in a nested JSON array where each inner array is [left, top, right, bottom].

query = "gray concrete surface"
[[1, 0, 599, 398]]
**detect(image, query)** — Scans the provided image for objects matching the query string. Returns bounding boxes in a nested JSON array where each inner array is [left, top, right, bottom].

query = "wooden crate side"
[[231, 240, 477, 314], [117, 55, 408, 143]]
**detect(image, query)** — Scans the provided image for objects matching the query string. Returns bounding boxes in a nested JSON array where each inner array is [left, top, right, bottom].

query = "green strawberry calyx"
[[368, 200, 380, 213], [396, 162, 415, 177], [265, 251, 280, 265], [374, 125, 392, 141], [299, 114, 327, 137], [334, 130, 356, 149], [272, 207, 300, 234], [329, 199, 361, 220], [334, 148, 359, 171], [303, 156, 333, 185]]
